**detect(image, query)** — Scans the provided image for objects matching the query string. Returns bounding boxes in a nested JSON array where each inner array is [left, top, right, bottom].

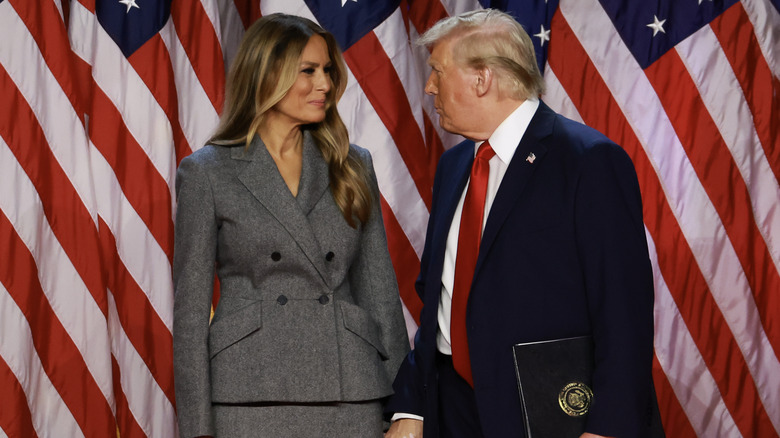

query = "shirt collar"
[[476, 98, 540, 165]]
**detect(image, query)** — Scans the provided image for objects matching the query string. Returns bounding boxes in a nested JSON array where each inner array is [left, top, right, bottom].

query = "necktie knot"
[[476, 141, 496, 162]]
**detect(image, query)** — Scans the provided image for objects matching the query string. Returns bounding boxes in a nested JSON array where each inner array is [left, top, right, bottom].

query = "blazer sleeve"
[[347, 146, 411, 391], [172, 154, 218, 438], [575, 142, 655, 437]]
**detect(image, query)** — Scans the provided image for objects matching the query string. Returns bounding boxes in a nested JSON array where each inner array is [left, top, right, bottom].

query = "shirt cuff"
[[391, 413, 424, 422]]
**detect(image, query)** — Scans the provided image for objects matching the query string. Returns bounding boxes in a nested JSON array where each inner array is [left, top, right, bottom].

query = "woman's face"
[[270, 35, 333, 128]]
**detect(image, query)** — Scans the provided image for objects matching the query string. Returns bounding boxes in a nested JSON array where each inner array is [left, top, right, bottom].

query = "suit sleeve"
[[383, 149, 450, 418], [348, 147, 411, 394], [172, 154, 218, 438], [575, 142, 655, 437]]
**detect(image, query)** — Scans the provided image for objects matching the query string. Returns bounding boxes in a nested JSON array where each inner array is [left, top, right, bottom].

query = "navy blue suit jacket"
[[386, 102, 656, 437]]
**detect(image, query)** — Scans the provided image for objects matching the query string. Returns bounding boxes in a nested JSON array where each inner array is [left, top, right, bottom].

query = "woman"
[[172, 14, 409, 438]]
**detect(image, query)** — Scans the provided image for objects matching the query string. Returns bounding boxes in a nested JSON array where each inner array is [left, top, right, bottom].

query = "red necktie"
[[451, 141, 495, 387]]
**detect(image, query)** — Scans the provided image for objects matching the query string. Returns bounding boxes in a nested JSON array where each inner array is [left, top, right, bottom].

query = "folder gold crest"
[[512, 336, 594, 438]]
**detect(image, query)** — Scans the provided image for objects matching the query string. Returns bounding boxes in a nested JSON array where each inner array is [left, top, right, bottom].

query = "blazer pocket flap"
[[208, 300, 263, 358], [339, 301, 389, 360]]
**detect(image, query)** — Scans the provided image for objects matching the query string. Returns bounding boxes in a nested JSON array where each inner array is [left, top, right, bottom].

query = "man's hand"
[[385, 418, 423, 438], [580, 433, 615, 438]]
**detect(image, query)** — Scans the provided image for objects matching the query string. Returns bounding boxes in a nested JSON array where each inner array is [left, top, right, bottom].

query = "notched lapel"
[[475, 103, 555, 277], [430, 142, 475, 264], [440, 145, 475, 226], [235, 134, 331, 286], [426, 144, 474, 279]]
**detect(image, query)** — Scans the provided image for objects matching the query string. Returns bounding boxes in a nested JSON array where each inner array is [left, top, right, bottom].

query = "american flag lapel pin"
[[526, 152, 536, 164]]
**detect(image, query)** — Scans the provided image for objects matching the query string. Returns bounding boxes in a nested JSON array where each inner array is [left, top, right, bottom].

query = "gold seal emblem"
[[558, 382, 593, 417]]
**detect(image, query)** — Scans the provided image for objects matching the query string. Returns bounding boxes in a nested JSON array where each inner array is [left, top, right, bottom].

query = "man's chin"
[[438, 121, 458, 135]]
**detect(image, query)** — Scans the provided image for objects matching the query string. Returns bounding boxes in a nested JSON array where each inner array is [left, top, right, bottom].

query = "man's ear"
[[475, 66, 493, 97]]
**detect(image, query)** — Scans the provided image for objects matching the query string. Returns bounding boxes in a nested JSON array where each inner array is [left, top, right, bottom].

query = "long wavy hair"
[[210, 13, 371, 227]]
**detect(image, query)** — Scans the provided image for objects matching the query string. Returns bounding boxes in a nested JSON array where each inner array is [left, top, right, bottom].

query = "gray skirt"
[[212, 400, 383, 437]]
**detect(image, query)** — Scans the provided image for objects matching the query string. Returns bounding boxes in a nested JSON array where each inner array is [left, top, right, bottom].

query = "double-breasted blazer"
[[386, 101, 657, 437], [173, 132, 409, 438]]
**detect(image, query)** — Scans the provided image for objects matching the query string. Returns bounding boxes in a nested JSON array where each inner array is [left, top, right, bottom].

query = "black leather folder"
[[512, 336, 594, 438]]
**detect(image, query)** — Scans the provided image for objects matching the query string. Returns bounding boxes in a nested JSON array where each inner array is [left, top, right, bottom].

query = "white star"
[[119, 0, 139, 13], [534, 25, 551, 47], [647, 15, 666, 37], [698, 0, 713, 4], [341, 0, 357, 6]]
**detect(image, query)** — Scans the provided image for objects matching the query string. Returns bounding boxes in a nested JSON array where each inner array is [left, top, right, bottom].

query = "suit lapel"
[[429, 141, 475, 281], [235, 133, 330, 286], [474, 102, 554, 277]]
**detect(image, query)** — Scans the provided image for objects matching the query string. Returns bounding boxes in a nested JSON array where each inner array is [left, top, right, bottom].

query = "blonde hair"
[[417, 9, 545, 100], [210, 14, 371, 227]]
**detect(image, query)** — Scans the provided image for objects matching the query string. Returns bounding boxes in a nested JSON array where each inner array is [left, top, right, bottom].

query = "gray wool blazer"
[[172, 132, 410, 438]]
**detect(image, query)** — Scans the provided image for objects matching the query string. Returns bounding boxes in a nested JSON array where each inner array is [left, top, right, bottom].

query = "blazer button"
[[277, 295, 288, 305], [318, 294, 330, 305], [325, 251, 335, 262], [271, 251, 281, 261]]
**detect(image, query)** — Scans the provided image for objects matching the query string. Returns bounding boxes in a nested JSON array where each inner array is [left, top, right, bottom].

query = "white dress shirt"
[[436, 98, 540, 355], [391, 99, 539, 423]]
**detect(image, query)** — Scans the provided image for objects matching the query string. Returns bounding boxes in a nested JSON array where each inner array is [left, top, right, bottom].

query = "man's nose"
[[424, 72, 437, 96]]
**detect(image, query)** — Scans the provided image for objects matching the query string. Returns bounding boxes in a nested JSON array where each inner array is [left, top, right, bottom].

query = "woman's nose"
[[316, 70, 331, 92]]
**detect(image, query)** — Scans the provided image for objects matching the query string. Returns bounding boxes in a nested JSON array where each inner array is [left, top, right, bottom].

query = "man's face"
[[425, 38, 476, 136]]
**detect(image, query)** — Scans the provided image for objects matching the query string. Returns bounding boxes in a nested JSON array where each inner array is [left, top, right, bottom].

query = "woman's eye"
[[302, 68, 315, 74]]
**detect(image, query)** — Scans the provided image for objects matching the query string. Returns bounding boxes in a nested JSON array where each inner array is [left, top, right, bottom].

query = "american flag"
[[0, 0, 777, 437]]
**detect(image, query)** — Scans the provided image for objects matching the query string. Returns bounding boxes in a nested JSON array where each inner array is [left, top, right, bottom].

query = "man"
[[385, 9, 659, 438]]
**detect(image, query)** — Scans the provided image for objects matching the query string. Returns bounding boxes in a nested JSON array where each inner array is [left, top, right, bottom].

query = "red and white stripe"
[[0, 0, 116, 435], [66, 0, 225, 435]]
